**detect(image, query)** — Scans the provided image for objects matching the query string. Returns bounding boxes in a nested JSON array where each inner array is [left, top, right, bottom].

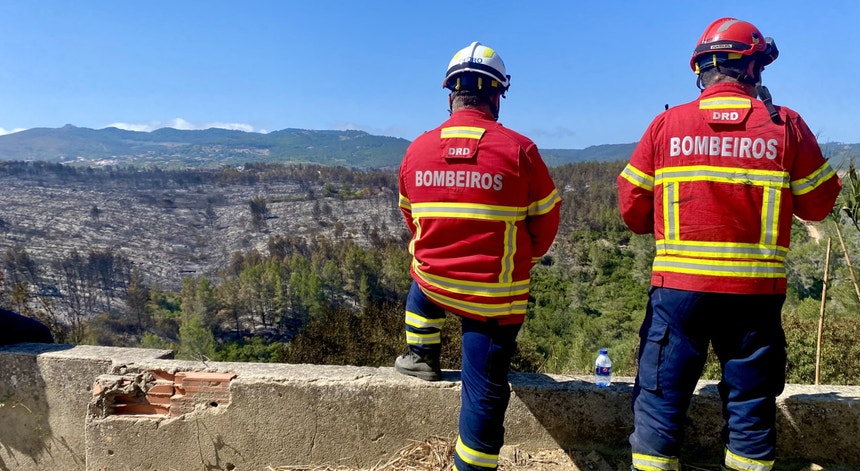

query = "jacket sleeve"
[[398, 160, 417, 235], [524, 144, 561, 262], [787, 114, 842, 222], [617, 123, 657, 234]]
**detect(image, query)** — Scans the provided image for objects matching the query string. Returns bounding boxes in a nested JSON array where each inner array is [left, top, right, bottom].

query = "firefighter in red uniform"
[[395, 41, 561, 470], [618, 18, 841, 471]]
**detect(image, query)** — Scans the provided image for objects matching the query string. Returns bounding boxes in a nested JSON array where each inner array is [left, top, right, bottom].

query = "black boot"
[[394, 349, 442, 381]]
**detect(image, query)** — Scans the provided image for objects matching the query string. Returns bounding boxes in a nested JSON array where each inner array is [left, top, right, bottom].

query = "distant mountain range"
[[0, 125, 856, 170]]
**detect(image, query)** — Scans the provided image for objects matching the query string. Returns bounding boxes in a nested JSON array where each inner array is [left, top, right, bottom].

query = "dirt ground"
[[265, 438, 836, 471], [266, 437, 637, 471]]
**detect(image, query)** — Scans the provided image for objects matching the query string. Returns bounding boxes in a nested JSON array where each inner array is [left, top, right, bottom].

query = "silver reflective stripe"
[[528, 189, 562, 216], [406, 331, 440, 345], [441, 126, 485, 139], [413, 265, 526, 296], [410, 203, 525, 221], [455, 436, 498, 468], [654, 257, 786, 276], [399, 193, 411, 210], [657, 168, 789, 187], [621, 164, 654, 191], [724, 448, 774, 471], [500, 222, 515, 283], [405, 311, 444, 329], [791, 161, 836, 195], [761, 186, 779, 245], [665, 182, 677, 240], [699, 97, 751, 108], [423, 289, 525, 317], [656, 241, 788, 260], [631, 453, 680, 471]]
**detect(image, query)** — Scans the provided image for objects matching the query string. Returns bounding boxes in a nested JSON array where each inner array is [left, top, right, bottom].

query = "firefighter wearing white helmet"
[[442, 41, 510, 119], [395, 41, 561, 471]]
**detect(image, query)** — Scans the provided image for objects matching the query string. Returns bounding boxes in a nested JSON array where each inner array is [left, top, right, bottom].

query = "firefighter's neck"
[[449, 96, 500, 120], [707, 75, 757, 98]]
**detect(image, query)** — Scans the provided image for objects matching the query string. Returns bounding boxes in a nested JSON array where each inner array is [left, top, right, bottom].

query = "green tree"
[[178, 315, 216, 361]]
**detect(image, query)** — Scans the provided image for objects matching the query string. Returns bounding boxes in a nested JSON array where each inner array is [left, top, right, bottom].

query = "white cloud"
[[0, 127, 26, 136], [332, 121, 408, 139], [106, 122, 156, 132], [105, 118, 262, 133]]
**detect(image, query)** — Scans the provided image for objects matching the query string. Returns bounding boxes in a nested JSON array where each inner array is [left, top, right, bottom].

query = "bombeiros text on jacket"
[[415, 170, 504, 191]]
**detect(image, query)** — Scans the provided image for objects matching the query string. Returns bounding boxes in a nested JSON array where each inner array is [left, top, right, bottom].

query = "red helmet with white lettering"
[[690, 18, 778, 74], [443, 41, 510, 95]]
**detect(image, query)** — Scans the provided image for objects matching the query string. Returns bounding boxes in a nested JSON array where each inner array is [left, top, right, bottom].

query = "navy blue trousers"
[[630, 287, 786, 467], [403, 281, 521, 470]]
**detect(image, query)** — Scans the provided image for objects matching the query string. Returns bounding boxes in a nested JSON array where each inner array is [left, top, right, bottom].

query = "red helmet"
[[690, 18, 778, 72]]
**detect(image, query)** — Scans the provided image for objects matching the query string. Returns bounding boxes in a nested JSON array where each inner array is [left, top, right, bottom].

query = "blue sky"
[[1, 1, 857, 150]]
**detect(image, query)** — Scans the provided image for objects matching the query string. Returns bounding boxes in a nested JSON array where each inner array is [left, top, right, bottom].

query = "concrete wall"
[[0, 343, 857, 470]]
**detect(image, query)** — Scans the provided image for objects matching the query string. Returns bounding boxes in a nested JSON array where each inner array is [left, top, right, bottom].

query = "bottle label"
[[595, 366, 611, 375]]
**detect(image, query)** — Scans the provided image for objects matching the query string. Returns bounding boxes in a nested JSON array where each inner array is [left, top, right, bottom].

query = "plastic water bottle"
[[595, 348, 612, 387]]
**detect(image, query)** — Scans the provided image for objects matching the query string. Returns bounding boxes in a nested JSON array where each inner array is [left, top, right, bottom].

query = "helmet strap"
[[756, 84, 782, 124], [488, 95, 500, 120]]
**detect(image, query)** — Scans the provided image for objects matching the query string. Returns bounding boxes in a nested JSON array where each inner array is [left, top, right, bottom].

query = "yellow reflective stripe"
[[791, 161, 837, 195], [405, 311, 444, 329], [620, 163, 655, 191], [528, 188, 562, 216], [655, 240, 788, 261], [654, 256, 785, 278], [631, 453, 679, 471], [410, 202, 526, 222], [531, 256, 541, 264], [406, 331, 441, 345], [422, 288, 526, 317], [441, 126, 486, 140], [656, 166, 789, 188], [399, 193, 411, 211], [699, 96, 751, 109], [408, 217, 420, 257], [724, 448, 774, 471], [761, 186, 780, 245], [500, 222, 515, 283], [413, 263, 530, 297], [664, 181, 679, 241], [455, 436, 498, 468]]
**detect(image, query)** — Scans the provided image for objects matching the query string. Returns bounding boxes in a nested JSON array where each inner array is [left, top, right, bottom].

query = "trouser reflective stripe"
[[405, 310, 445, 329], [454, 316, 521, 471], [454, 435, 498, 469], [404, 281, 444, 358], [405, 331, 441, 345], [724, 448, 774, 471], [631, 453, 679, 471]]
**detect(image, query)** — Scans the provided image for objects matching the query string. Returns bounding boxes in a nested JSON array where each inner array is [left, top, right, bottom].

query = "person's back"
[[621, 78, 838, 295], [400, 107, 557, 321], [617, 18, 841, 471], [395, 41, 560, 471], [398, 42, 559, 326]]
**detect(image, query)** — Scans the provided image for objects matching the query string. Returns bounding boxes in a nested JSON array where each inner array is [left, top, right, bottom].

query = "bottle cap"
[[599, 348, 608, 354]]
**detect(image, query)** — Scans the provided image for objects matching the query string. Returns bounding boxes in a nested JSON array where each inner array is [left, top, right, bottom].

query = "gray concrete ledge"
[[0, 343, 856, 470]]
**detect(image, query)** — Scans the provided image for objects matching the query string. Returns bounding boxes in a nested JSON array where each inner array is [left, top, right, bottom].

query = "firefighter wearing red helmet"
[[395, 41, 561, 471], [618, 18, 841, 471]]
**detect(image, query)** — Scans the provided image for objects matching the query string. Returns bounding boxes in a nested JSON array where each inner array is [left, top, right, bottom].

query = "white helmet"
[[443, 41, 510, 94]]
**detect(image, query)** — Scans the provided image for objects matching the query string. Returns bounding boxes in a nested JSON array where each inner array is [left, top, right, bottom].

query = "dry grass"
[[264, 436, 586, 471]]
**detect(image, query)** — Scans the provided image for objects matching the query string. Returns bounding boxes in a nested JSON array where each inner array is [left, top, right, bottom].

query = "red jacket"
[[617, 82, 841, 294], [399, 109, 561, 324]]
